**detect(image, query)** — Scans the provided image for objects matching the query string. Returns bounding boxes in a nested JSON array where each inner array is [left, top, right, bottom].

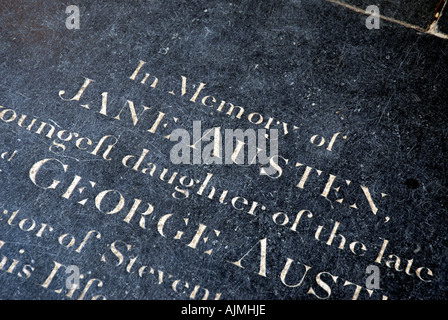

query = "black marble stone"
[[0, 0, 447, 301]]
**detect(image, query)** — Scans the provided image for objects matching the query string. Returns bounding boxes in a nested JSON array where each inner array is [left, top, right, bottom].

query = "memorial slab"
[[0, 0, 447, 301]]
